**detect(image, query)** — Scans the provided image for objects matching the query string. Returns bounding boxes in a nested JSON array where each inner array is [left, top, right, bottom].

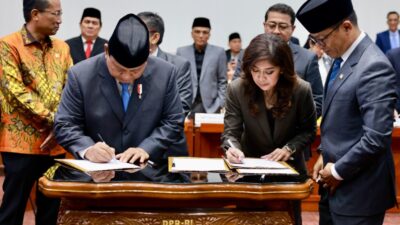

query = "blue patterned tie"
[[327, 58, 343, 89], [121, 83, 130, 112]]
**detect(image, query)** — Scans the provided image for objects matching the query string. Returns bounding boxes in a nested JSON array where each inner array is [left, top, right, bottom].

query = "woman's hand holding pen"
[[226, 147, 245, 163], [85, 142, 116, 163]]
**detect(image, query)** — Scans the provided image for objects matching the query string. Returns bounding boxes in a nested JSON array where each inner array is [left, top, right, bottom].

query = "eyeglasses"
[[309, 22, 341, 47], [264, 22, 292, 32], [41, 10, 63, 17]]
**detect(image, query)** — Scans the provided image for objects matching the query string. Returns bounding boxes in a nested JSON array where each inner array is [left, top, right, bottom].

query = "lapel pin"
[[339, 74, 344, 80], [137, 84, 142, 99]]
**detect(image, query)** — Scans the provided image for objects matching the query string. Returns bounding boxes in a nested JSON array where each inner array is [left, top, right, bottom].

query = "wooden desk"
[[193, 123, 225, 157], [189, 123, 400, 212], [39, 166, 313, 225]]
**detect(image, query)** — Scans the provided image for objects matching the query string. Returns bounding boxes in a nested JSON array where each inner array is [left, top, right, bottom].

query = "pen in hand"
[[98, 134, 156, 167], [97, 133, 116, 161], [227, 139, 244, 163]]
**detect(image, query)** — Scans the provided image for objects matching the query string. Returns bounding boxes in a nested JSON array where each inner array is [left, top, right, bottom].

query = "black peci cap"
[[108, 14, 149, 68], [296, 0, 354, 33], [192, 17, 211, 29], [229, 32, 241, 41], [81, 7, 102, 23]]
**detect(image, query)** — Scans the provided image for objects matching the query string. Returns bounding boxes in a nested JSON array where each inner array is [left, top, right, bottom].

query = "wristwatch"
[[283, 144, 296, 155]]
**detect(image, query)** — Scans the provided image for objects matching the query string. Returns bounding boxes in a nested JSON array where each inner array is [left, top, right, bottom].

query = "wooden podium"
[[186, 120, 400, 212], [39, 166, 313, 225]]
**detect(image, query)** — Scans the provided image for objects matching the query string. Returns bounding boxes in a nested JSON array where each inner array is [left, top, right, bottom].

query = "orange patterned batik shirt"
[[0, 26, 72, 155]]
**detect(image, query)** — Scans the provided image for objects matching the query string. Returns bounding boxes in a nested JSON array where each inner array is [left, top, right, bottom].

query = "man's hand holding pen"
[[85, 142, 116, 163]]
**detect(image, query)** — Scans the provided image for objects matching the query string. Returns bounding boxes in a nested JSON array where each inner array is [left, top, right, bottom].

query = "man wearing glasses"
[[297, 0, 397, 224], [263, 3, 323, 119], [0, 0, 72, 224]]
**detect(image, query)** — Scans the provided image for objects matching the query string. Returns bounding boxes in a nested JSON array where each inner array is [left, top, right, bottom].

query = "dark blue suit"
[[375, 30, 400, 53], [54, 54, 188, 177], [386, 47, 400, 112], [321, 35, 397, 219], [65, 36, 108, 65]]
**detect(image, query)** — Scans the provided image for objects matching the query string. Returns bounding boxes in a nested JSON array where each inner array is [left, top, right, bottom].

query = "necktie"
[[121, 83, 130, 112], [327, 57, 343, 89], [390, 33, 399, 49], [85, 40, 92, 58]]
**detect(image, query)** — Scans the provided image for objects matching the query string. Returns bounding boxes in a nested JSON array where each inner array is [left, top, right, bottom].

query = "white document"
[[56, 159, 139, 172], [194, 113, 224, 127], [394, 118, 400, 127], [170, 157, 228, 172], [227, 158, 287, 169], [236, 168, 298, 175]]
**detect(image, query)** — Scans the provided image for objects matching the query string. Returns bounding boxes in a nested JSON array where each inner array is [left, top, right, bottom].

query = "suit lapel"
[[91, 39, 104, 56], [289, 42, 299, 63], [321, 36, 372, 121], [157, 48, 168, 61], [200, 45, 210, 83], [99, 57, 125, 124], [75, 37, 86, 61]]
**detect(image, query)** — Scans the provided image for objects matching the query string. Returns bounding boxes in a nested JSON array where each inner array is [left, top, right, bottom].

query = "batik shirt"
[[0, 26, 72, 155]]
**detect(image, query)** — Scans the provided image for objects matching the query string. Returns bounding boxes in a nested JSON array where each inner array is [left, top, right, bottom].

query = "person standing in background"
[[297, 0, 397, 224], [225, 32, 243, 83], [0, 0, 72, 224], [138, 11, 193, 116], [66, 7, 107, 64], [376, 11, 400, 53], [177, 17, 227, 114]]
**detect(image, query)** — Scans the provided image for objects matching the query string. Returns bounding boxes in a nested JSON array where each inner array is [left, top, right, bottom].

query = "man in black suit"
[[138, 12, 192, 116], [66, 7, 107, 64]]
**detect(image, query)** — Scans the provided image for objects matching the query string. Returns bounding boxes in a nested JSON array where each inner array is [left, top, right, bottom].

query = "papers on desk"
[[56, 159, 140, 172], [236, 168, 298, 175], [169, 157, 229, 172], [168, 157, 298, 175], [224, 158, 299, 175], [394, 118, 400, 127], [194, 113, 224, 127]]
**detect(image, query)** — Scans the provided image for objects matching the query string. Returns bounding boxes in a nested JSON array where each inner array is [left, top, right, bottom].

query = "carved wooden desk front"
[[39, 165, 313, 225]]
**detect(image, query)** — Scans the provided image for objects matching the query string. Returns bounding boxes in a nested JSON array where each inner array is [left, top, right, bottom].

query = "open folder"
[[56, 159, 140, 172], [168, 157, 298, 175], [223, 157, 299, 175]]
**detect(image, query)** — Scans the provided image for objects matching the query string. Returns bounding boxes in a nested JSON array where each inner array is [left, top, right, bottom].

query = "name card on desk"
[[194, 113, 224, 127]]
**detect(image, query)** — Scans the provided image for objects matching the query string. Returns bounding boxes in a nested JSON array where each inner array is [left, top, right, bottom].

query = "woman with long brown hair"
[[222, 33, 316, 176]]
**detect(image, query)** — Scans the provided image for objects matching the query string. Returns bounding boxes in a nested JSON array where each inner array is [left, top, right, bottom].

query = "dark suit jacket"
[[157, 48, 193, 115], [54, 54, 188, 172], [65, 36, 108, 65], [321, 35, 397, 215], [375, 30, 400, 53], [386, 47, 400, 112], [222, 78, 316, 175], [225, 49, 243, 63]]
